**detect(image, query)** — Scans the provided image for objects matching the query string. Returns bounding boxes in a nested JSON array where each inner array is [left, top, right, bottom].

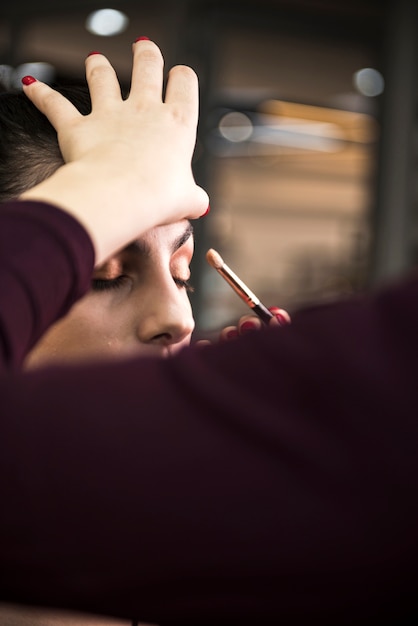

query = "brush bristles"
[[206, 248, 224, 270]]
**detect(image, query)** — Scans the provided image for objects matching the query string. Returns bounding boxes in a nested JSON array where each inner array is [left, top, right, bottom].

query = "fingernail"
[[240, 320, 259, 334], [87, 51, 102, 57], [269, 307, 291, 326], [225, 328, 238, 340], [201, 204, 210, 218], [135, 36, 150, 42], [21, 76, 37, 86], [276, 313, 290, 326]]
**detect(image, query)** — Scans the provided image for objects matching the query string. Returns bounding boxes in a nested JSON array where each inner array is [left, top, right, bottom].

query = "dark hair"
[[0, 83, 92, 201]]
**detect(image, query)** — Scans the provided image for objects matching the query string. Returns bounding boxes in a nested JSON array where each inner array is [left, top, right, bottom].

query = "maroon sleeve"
[[0, 201, 94, 369], [0, 201, 418, 625]]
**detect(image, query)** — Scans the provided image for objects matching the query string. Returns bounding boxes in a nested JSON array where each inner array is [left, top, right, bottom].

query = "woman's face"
[[25, 220, 195, 368]]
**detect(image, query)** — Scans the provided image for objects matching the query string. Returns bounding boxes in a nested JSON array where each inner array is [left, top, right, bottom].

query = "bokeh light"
[[86, 9, 129, 37], [353, 67, 384, 97], [218, 111, 254, 142]]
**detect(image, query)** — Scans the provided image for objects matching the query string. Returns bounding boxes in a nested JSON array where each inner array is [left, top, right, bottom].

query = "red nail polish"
[[225, 328, 238, 340], [276, 313, 290, 326], [201, 204, 210, 218], [87, 51, 102, 57], [269, 307, 291, 326], [240, 320, 259, 333], [135, 36, 150, 42], [21, 75, 37, 86]]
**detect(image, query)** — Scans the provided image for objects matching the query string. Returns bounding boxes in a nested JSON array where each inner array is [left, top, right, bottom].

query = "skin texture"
[[25, 220, 195, 368]]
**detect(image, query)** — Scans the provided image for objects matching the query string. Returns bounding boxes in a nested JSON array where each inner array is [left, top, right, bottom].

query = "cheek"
[[24, 299, 122, 368]]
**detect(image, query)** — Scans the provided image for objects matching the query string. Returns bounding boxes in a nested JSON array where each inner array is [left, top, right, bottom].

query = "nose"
[[135, 283, 195, 349]]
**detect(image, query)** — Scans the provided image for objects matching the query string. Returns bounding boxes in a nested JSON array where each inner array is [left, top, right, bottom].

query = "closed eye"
[[91, 275, 130, 292], [174, 277, 194, 292]]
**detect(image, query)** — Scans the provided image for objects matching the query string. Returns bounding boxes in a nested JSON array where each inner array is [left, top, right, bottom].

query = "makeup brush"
[[206, 248, 275, 324]]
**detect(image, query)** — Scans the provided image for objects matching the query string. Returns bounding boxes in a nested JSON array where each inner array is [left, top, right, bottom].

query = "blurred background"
[[1, 0, 417, 334]]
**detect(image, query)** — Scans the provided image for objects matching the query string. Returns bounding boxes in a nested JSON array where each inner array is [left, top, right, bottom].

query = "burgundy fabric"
[[0, 200, 417, 625], [0, 201, 94, 369]]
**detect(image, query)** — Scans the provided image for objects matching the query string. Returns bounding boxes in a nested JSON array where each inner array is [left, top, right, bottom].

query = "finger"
[[85, 52, 122, 110], [238, 315, 263, 334], [129, 38, 164, 103], [164, 65, 199, 126], [219, 326, 239, 342], [21, 77, 81, 131], [195, 339, 211, 348], [268, 307, 291, 326]]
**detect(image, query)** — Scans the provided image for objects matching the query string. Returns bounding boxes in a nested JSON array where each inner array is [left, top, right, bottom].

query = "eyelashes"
[[174, 277, 194, 293], [91, 275, 194, 293], [91, 275, 130, 292]]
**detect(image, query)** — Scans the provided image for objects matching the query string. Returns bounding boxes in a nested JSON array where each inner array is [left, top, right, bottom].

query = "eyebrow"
[[124, 221, 194, 257], [172, 221, 194, 253]]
